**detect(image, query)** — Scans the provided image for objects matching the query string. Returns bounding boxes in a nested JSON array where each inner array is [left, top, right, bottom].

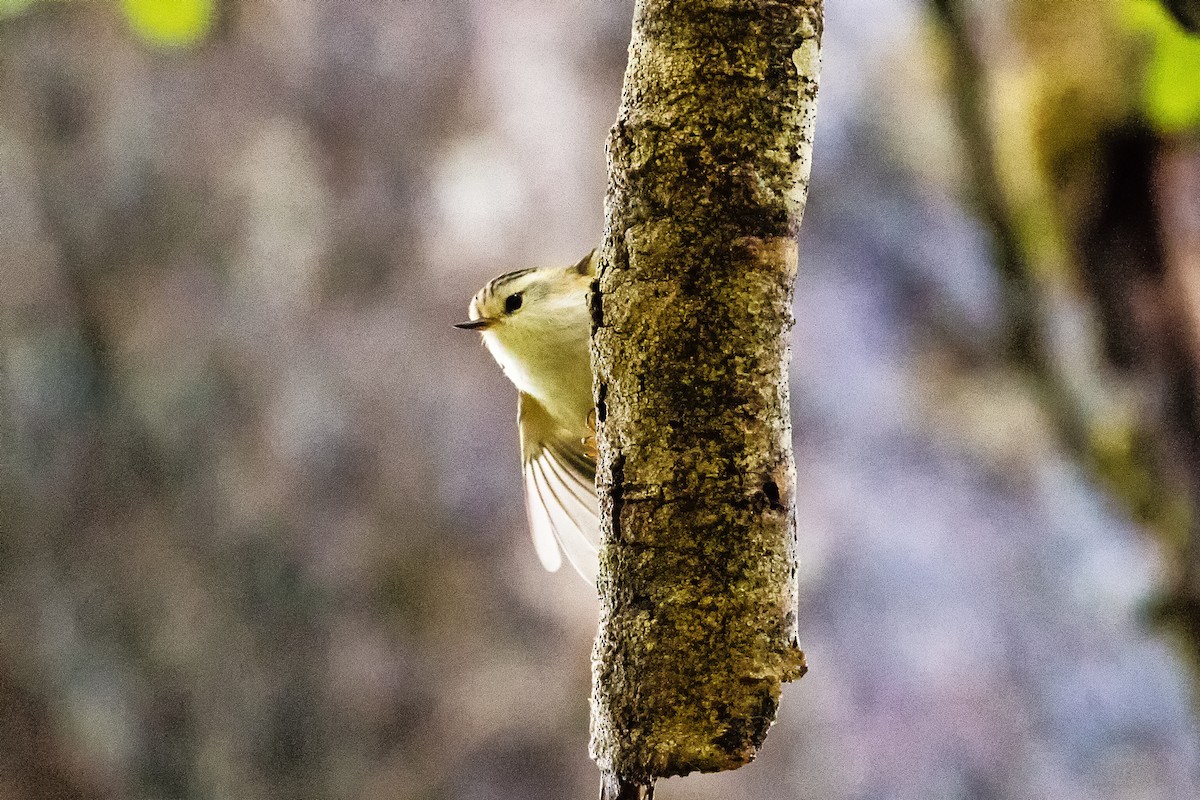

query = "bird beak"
[[454, 318, 494, 331]]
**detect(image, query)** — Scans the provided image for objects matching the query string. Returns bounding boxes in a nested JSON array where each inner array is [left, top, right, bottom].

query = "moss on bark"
[[589, 0, 823, 790]]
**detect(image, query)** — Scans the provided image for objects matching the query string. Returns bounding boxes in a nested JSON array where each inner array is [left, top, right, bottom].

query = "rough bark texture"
[[589, 0, 822, 791]]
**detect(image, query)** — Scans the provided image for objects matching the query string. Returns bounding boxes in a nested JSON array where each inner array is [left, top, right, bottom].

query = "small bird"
[[456, 251, 600, 582]]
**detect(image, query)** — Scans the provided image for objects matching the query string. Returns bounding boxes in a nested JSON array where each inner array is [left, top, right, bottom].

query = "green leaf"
[[121, 0, 215, 47], [1122, 0, 1200, 132]]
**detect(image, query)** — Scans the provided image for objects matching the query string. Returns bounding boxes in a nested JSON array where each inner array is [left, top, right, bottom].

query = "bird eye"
[[504, 292, 524, 314]]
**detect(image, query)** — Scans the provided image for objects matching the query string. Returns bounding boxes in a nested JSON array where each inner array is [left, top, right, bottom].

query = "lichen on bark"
[[589, 0, 823, 792]]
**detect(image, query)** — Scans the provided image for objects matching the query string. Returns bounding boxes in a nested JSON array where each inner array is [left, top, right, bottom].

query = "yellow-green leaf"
[[1122, 0, 1200, 132], [121, 0, 215, 47]]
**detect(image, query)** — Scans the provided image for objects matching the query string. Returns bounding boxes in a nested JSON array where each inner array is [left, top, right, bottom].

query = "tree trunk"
[[588, 0, 822, 794]]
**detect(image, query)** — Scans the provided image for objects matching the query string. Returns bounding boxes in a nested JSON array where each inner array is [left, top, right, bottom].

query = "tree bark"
[[589, 0, 822, 794]]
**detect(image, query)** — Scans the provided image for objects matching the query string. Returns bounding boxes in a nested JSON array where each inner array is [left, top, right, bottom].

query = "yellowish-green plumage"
[[457, 251, 599, 581]]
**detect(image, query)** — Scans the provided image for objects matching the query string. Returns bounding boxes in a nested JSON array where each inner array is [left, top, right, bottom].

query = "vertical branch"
[[1151, 143, 1200, 649], [929, 0, 1089, 456], [929, 0, 1043, 368], [929, 1, 1200, 665], [589, 0, 822, 794]]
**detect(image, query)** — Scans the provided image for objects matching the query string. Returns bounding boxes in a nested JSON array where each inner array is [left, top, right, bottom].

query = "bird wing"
[[518, 392, 599, 582]]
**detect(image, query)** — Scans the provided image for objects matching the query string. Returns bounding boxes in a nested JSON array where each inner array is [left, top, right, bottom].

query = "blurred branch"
[[929, 0, 1088, 450], [930, 0, 1200, 664], [590, 0, 819, 794], [1147, 143, 1200, 645], [1162, 0, 1200, 33], [929, 1, 1038, 365]]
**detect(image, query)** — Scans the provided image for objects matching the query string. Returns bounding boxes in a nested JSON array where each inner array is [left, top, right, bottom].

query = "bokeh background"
[[3, 0, 1200, 798]]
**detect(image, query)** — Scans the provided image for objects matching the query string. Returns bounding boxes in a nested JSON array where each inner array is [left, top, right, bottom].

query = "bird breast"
[[484, 321, 593, 435]]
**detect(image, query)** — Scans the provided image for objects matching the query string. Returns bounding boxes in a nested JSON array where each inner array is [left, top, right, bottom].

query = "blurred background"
[[2, 0, 1200, 798]]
